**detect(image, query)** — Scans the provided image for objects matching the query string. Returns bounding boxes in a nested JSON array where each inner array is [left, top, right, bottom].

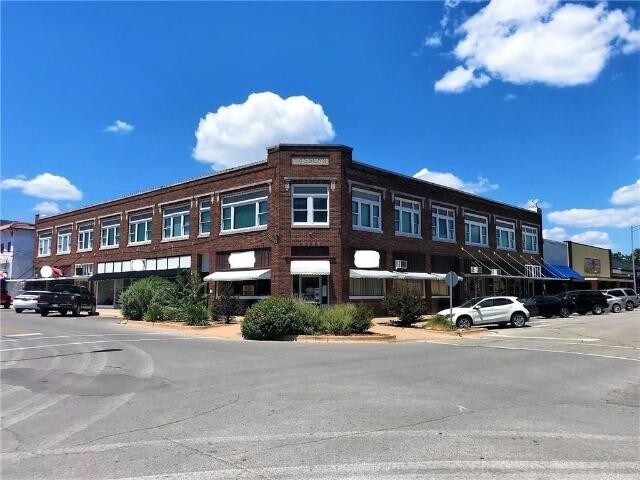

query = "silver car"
[[604, 294, 624, 313], [13, 291, 48, 313], [601, 289, 639, 311]]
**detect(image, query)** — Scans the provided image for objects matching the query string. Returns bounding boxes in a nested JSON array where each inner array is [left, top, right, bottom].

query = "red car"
[[1, 278, 11, 309]]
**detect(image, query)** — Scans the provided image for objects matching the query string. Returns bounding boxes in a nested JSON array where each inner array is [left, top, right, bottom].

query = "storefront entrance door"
[[292, 275, 329, 305]]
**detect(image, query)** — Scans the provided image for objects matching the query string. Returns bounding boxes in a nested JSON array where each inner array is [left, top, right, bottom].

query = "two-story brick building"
[[32, 144, 548, 311]]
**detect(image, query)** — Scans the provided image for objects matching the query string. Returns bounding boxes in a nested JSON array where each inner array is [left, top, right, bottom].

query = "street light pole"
[[632, 226, 640, 293]]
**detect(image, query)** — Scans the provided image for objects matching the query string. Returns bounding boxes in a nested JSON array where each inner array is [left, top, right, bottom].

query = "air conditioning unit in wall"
[[490, 268, 501, 276], [470, 266, 481, 274], [394, 259, 408, 271]]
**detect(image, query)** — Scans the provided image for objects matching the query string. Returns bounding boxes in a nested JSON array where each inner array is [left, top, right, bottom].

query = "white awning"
[[431, 273, 464, 281], [349, 269, 398, 279], [395, 272, 439, 280], [290, 260, 330, 275], [203, 269, 271, 282]]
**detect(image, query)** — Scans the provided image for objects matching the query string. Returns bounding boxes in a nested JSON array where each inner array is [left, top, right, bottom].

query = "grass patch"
[[424, 314, 455, 331]]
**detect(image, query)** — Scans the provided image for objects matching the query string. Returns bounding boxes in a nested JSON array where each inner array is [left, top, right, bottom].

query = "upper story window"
[[432, 206, 455, 241], [75, 263, 93, 277], [199, 199, 211, 235], [57, 227, 72, 254], [163, 204, 190, 239], [101, 217, 120, 248], [523, 225, 539, 253], [464, 213, 488, 246], [496, 220, 515, 250], [291, 184, 328, 226], [395, 198, 421, 236], [221, 188, 268, 232], [129, 211, 152, 244], [352, 189, 381, 232], [38, 231, 52, 256], [77, 223, 93, 251]]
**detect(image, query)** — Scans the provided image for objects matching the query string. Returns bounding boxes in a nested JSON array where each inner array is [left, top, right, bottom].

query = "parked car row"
[[438, 288, 638, 329], [11, 285, 97, 317]]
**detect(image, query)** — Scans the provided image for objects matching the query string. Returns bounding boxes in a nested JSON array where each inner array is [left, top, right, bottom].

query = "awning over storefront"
[[89, 269, 180, 282], [430, 272, 464, 281], [349, 269, 398, 279], [290, 260, 330, 275], [203, 269, 271, 282], [401, 272, 442, 281], [542, 263, 584, 280]]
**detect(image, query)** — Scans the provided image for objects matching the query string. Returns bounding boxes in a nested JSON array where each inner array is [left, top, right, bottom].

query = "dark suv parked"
[[520, 295, 573, 318], [560, 290, 609, 316]]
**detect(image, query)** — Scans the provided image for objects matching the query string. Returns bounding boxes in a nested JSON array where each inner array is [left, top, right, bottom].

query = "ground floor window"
[[217, 280, 271, 299], [349, 278, 385, 298], [392, 279, 426, 298], [430, 279, 448, 297], [293, 275, 329, 305]]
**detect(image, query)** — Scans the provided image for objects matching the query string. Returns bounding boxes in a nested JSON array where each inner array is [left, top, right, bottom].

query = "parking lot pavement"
[[1, 309, 639, 479], [426, 309, 640, 362]]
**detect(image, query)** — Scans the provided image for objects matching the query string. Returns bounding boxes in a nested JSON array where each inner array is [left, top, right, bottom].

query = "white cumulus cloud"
[[610, 178, 640, 206], [423, 33, 442, 47], [1, 173, 82, 200], [569, 230, 612, 249], [547, 206, 640, 228], [33, 201, 61, 217], [434, 0, 640, 93], [104, 120, 134, 134], [414, 167, 498, 194], [543, 226, 568, 241], [193, 92, 336, 170], [434, 66, 490, 93]]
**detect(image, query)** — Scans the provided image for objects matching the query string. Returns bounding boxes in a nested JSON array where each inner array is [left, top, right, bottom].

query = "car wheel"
[[560, 307, 571, 318], [3, 302, 9, 309], [89, 304, 96, 316], [71, 305, 80, 317], [40, 309, 49, 317], [456, 316, 472, 329], [612, 303, 622, 313], [511, 312, 527, 328], [592, 304, 603, 315], [625, 301, 634, 311], [15, 308, 23, 313], [60, 310, 68, 317]]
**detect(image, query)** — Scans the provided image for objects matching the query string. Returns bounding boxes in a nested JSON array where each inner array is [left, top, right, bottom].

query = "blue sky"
[[2, 1, 639, 253]]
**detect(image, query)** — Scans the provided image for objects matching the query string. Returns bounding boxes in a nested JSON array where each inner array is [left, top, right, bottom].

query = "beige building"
[[566, 241, 625, 289]]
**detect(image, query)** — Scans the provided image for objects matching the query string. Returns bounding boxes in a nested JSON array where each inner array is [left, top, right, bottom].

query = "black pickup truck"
[[37, 284, 97, 317]]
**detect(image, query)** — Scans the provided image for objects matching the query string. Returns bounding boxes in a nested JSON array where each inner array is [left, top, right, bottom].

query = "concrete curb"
[[295, 333, 397, 343]]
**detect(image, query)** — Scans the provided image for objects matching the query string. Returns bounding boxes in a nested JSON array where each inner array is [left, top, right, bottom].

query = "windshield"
[[459, 297, 484, 308]]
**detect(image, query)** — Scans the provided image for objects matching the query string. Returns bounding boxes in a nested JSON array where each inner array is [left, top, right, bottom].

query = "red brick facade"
[[33, 144, 543, 308]]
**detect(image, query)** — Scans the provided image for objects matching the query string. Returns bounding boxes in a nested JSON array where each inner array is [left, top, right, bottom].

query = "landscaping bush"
[[183, 303, 210, 326], [425, 314, 455, 331], [383, 286, 425, 327], [350, 304, 374, 333], [321, 304, 357, 335], [213, 282, 239, 323], [143, 304, 166, 322], [120, 277, 178, 320], [241, 297, 307, 340], [294, 301, 324, 334]]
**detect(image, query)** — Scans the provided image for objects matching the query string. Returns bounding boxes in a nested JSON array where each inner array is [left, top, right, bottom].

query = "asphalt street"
[[1, 309, 638, 479]]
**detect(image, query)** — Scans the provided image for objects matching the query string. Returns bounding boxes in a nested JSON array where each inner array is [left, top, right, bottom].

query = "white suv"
[[438, 296, 530, 329]]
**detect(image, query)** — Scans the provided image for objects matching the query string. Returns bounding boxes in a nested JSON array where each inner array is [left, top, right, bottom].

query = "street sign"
[[444, 271, 459, 287]]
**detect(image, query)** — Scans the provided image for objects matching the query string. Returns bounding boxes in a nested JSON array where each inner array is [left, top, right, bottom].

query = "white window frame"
[[220, 189, 268, 234], [431, 206, 455, 241], [394, 198, 421, 237], [352, 188, 382, 233], [496, 220, 516, 251], [57, 228, 72, 254], [199, 199, 211, 235], [77, 224, 93, 252], [129, 211, 153, 245], [74, 263, 93, 277], [100, 217, 120, 249], [523, 225, 539, 253], [349, 277, 386, 299], [162, 204, 190, 240], [464, 213, 488, 246], [291, 184, 329, 227], [38, 232, 52, 257]]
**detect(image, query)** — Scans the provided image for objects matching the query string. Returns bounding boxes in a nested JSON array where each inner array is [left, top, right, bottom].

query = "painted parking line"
[[0, 337, 199, 352], [1, 333, 42, 338]]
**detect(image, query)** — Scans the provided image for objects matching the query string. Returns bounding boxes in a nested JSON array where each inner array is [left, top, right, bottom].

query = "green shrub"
[[383, 286, 425, 327], [350, 304, 374, 333], [425, 314, 455, 331], [241, 297, 307, 340], [120, 277, 178, 320], [320, 304, 356, 335], [175, 269, 207, 308], [143, 304, 165, 322], [294, 301, 324, 334], [183, 303, 210, 326]]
